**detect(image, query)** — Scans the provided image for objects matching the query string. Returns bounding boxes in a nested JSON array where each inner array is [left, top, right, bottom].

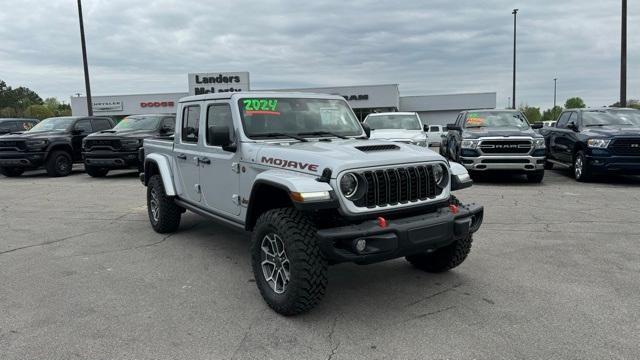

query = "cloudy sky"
[[1, 0, 638, 110]]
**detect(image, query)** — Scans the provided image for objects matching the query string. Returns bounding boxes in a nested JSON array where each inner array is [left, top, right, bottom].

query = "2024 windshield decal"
[[242, 99, 280, 115]]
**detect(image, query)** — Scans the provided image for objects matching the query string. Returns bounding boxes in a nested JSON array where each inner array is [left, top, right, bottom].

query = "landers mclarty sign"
[[188, 72, 250, 95]]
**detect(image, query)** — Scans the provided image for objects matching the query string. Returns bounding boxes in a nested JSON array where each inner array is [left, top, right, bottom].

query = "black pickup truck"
[[0, 116, 115, 177], [540, 108, 640, 181], [82, 114, 175, 177]]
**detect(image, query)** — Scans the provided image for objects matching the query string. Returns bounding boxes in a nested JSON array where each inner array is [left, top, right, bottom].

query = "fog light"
[[355, 239, 367, 253]]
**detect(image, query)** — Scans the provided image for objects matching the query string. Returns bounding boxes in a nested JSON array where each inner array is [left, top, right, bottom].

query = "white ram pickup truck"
[[140, 92, 483, 315]]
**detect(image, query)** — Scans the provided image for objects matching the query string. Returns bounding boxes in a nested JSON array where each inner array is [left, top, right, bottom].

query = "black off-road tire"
[[45, 150, 73, 177], [406, 235, 474, 273], [85, 165, 109, 178], [527, 170, 545, 183], [573, 150, 592, 182], [0, 167, 25, 177], [147, 174, 181, 233], [251, 208, 328, 316]]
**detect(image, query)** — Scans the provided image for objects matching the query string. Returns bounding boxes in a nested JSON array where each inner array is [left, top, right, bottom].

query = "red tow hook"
[[449, 204, 459, 215], [377, 217, 388, 228]]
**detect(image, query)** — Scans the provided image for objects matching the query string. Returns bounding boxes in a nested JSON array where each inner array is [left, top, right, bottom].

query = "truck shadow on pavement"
[[548, 169, 640, 186]]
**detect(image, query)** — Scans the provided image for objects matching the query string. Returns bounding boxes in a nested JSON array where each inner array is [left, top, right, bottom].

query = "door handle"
[[199, 157, 211, 165], [177, 153, 187, 160]]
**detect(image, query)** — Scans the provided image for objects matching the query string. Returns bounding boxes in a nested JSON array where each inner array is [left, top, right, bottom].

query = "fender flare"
[[252, 170, 334, 194], [144, 153, 176, 196]]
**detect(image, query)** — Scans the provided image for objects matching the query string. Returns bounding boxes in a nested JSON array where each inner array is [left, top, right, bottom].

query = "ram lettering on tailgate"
[[261, 156, 319, 172]]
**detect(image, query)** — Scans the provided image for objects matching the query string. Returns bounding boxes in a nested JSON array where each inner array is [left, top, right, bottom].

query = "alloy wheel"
[[574, 156, 583, 179], [260, 233, 290, 294]]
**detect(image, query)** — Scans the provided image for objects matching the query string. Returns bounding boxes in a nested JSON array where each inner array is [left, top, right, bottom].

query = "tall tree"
[[519, 105, 542, 123], [542, 106, 564, 121], [564, 97, 586, 109]]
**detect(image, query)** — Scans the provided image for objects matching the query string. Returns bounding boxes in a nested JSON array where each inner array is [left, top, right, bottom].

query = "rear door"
[[72, 119, 94, 160], [555, 112, 577, 163], [549, 112, 570, 161], [173, 104, 203, 203], [199, 102, 241, 216]]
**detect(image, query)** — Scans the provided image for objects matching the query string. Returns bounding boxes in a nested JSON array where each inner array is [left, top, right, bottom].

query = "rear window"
[[365, 115, 421, 130], [429, 126, 440, 132]]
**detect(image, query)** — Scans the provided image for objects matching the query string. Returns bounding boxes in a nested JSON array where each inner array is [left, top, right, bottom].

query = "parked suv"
[[141, 92, 483, 315], [444, 110, 546, 182], [426, 124, 447, 146], [0, 116, 115, 177], [363, 112, 428, 147], [0, 118, 38, 135], [540, 108, 640, 181], [83, 114, 175, 177]]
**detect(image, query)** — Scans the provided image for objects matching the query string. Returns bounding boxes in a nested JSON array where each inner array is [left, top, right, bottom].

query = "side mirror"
[[423, 124, 429, 132], [567, 122, 578, 131], [159, 126, 173, 135], [447, 123, 461, 131], [531, 123, 543, 129], [361, 123, 371, 138], [208, 126, 236, 152]]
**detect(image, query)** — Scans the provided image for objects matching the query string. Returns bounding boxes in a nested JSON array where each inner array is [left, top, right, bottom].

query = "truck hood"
[[87, 129, 157, 140], [581, 126, 640, 137], [250, 139, 443, 177], [369, 129, 424, 141], [0, 130, 67, 140], [463, 127, 541, 139]]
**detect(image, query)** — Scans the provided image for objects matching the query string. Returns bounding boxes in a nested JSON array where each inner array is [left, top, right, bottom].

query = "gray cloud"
[[0, 0, 638, 109]]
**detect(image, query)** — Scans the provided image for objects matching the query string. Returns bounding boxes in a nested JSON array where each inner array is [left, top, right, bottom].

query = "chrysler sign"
[[93, 101, 123, 112], [188, 72, 250, 95]]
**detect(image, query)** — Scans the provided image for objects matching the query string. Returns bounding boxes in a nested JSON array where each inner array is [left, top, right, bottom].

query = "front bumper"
[[316, 203, 483, 265], [460, 155, 545, 171], [586, 154, 640, 174], [83, 151, 140, 169], [0, 152, 46, 168]]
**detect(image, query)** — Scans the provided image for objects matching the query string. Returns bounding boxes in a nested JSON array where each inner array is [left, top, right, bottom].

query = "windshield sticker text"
[[243, 99, 280, 116]]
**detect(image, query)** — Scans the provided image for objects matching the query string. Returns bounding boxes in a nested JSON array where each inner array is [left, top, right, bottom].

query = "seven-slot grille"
[[352, 164, 439, 208], [609, 138, 640, 155], [0, 140, 26, 151], [478, 140, 532, 154], [84, 139, 121, 150]]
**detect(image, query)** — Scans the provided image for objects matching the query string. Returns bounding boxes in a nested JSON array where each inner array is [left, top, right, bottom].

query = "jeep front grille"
[[478, 140, 532, 154], [609, 138, 640, 155], [353, 164, 439, 208]]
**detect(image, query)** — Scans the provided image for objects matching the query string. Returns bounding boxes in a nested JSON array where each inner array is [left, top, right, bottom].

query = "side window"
[[567, 112, 577, 126], [429, 126, 440, 132], [161, 117, 175, 131], [206, 103, 234, 146], [74, 119, 93, 133], [92, 118, 113, 131], [456, 114, 465, 127], [20, 121, 36, 131], [556, 112, 570, 128], [181, 105, 200, 143]]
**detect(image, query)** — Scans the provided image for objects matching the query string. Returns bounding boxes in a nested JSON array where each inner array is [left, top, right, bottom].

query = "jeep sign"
[[188, 72, 250, 96]]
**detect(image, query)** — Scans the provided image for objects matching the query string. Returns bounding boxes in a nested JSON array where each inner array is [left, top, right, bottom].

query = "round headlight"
[[433, 164, 448, 188], [340, 173, 359, 198]]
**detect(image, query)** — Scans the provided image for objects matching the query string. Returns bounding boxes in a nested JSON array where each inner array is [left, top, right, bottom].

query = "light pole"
[[620, 0, 627, 107], [553, 78, 557, 108], [77, 0, 93, 116], [512, 8, 518, 109]]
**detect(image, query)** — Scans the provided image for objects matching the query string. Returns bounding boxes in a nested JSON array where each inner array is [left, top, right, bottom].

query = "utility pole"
[[620, 0, 627, 107], [512, 9, 518, 109], [553, 78, 557, 108], [77, 0, 93, 116]]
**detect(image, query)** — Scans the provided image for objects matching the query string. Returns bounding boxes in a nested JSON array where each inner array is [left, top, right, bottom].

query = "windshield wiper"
[[296, 131, 348, 139], [252, 132, 308, 142], [465, 125, 486, 128], [585, 124, 610, 127]]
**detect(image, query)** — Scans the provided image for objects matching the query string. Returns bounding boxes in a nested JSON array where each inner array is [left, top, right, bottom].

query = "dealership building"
[[71, 73, 496, 125]]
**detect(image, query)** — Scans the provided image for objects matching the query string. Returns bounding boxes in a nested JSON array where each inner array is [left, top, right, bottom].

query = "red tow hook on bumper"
[[449, 204, 459, 215]]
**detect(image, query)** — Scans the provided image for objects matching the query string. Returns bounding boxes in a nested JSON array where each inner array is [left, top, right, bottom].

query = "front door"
[[174, 104, 202, 204], [72, 119, 93, 161], [199, 102, 241, 216]]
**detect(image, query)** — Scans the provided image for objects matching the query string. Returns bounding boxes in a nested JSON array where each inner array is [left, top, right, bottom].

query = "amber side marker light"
[[290, 191, 331, 202]]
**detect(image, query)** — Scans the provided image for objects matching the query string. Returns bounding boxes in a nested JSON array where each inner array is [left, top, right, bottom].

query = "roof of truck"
[[179, 91, 347, 103]]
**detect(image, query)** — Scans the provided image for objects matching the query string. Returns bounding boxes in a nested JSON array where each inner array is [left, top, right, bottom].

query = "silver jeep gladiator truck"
[[141, 92, 483, 315]]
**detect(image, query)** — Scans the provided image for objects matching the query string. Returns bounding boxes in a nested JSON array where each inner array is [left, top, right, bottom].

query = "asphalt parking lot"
[[1, 166, 639, 360]]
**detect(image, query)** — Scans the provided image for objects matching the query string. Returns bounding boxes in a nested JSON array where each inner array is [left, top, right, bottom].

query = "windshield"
[[238, 98, 363, 139], [28, 117, 74, 132], [604, 110, 640, 126], [365, 114, 421, 130], [114, 115, 163, 131], [464, 111, 529, 129], [583, 111, 637, 127]]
